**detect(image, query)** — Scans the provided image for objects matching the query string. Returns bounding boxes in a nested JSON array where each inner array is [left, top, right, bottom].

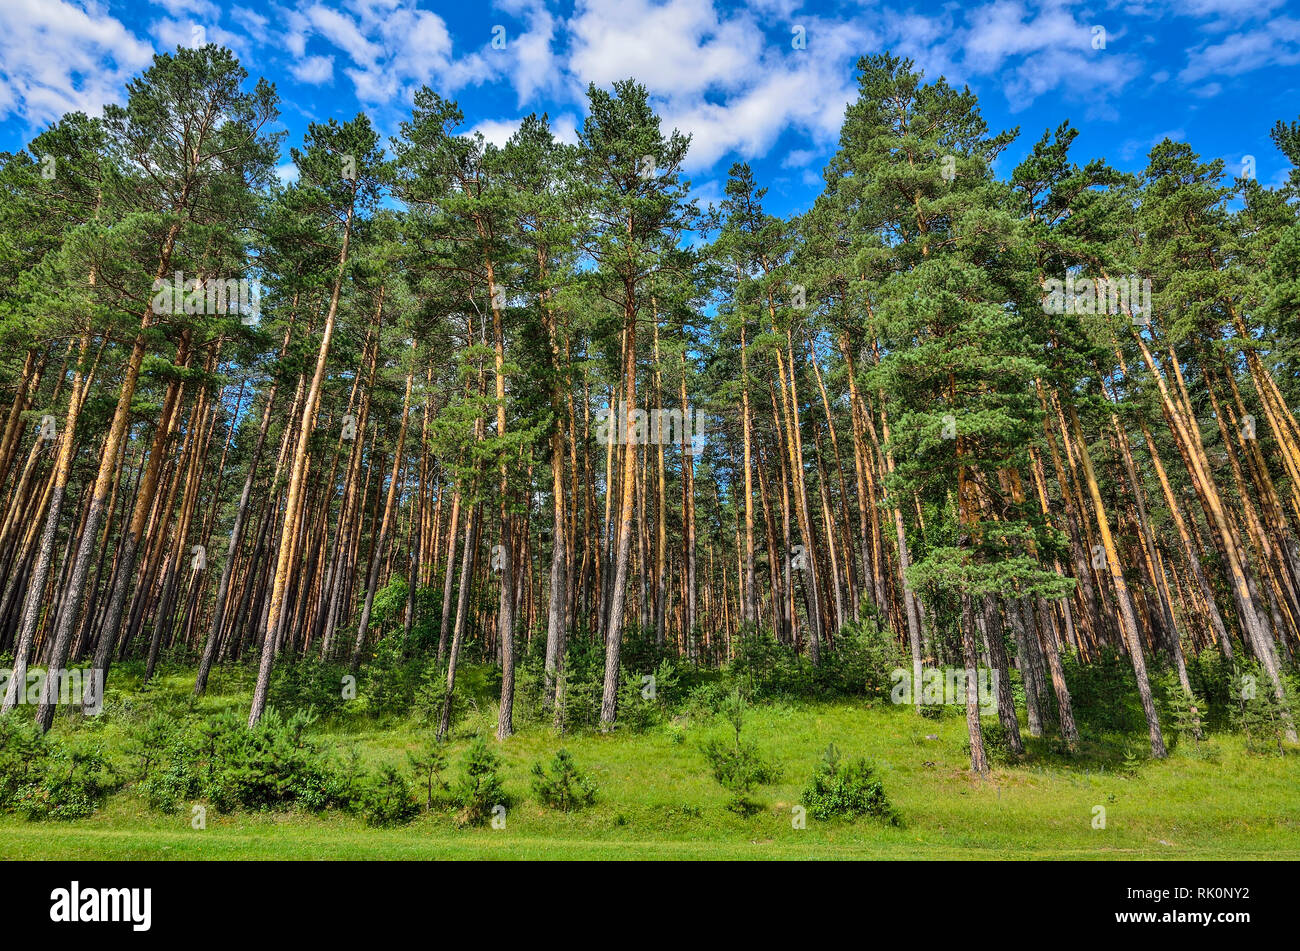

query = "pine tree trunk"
[[249, 205, 355, 726], [1067, 403, 1166, 757]]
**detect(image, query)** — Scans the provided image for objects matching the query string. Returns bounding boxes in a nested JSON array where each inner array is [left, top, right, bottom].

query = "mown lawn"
[[2, 665, 1296, 860]]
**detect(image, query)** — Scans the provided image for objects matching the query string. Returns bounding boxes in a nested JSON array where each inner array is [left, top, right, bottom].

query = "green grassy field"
[[2, 665, 1297, 860]]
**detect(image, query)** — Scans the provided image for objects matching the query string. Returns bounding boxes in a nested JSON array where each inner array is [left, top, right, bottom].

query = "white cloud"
[[551, 112, 580, 145], [0, 0, 155, 125], [1180, 16, 1300, 82], [291, 54, 334, 84], [230, 6, 269, 34], [565, 0, 873, 171], [4, 0, 1300, 183], [150, 0, 220, 17], [289, 0, 497, 108], [490, 0, 561, 105], [471, 118, 523, 148], [152, 18, 253, 61], [569, 0, 759, 100], [781, 148, 816, 168], [1169, 0, 1284, 19], [470, 111, 580, 148], [304, 4, 383, 65], [955, 2, 1140, 114]]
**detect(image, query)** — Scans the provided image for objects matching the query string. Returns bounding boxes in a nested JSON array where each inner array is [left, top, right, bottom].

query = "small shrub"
[[0, 715, 50, 804], [13, 745, 117, 821], [0, 716, 118, 821], [412, 658, 459, 730], [147, 707, 359, 815], [1166, 684, 1205, 747], [976, 722, 1017, 765], [455, 736, 506, 825], [615, 659, 678, 733], [407, 739, 449, 810], [217, 708, 329, 810], [1232, 678, 1291, 755], [531, 749, 597, 811], [684, 681, 729, 720], [125, 714, 175, 782], [701, 737, 781, 791], [362, 633, 418, 714], [700, 688, 781, 815], [269, 656, 350, 718], [1062, 647, 1145, 734], [361, 765, 419, 827], [800, 746, 899, 825]]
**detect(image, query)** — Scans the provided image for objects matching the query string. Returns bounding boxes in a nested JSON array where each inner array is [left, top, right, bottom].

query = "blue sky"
[[2, 0, 1298, 218]]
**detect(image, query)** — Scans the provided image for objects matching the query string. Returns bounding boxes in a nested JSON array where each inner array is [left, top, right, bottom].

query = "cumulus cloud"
[[496, 0, 561, 105], [1179, 16, 1300, 83], [471, 117, 525, 148], [290, 53, 334, 84], [470, 111, 580, 148], [4, 0, 1299, 180], [565, 0, 873, 170], [0, 0, 155, 125], [150, 0, 221, 17], [151, 17, 253, 62], [287, 0, 497, 108]]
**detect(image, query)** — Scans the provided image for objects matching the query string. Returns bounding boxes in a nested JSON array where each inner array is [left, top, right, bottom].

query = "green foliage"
[[205, 707, 354, 812], [455, 736, 507, 825], [800, 746, 899, 825], [407, 738, 449, 810], [1184, 652, 1241, 731], [614, 658, 677, 733], [411, 657, 458, 730], [550, 635, 605, 734], [1061, 647, 1145, 734], [360, 765, 419, 827], [979, 722, 1018, 765], [11, 745, 117, 822], [126, 714, 177, 782], [1230, 665, 1292, 755], [0, 715, 118, 821], [1165, 684, 1205, 748], [724, 621, 904, 703], [530, 749, 597, 811], [269, 656, 351, 719], [815, 618, 907, 700], [131, 707, 359, 815], [370, 576, 410, 633], [699, 689, 781, 815], [0, 714, 50, 804], [362, 635, 419, 714], [547, 633, 688, 735]]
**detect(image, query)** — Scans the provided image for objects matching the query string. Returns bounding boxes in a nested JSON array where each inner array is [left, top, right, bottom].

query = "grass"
[[2, 662, 1298, 860]]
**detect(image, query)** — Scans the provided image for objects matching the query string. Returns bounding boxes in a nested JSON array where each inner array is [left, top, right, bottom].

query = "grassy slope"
[[2, 667, 1297, 860]]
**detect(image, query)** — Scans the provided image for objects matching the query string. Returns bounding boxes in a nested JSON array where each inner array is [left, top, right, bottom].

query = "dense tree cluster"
[[3, 46, 1300, 771]]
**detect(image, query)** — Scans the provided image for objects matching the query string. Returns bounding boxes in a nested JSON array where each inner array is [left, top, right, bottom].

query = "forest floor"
[[2, 665, 1297, 860]]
